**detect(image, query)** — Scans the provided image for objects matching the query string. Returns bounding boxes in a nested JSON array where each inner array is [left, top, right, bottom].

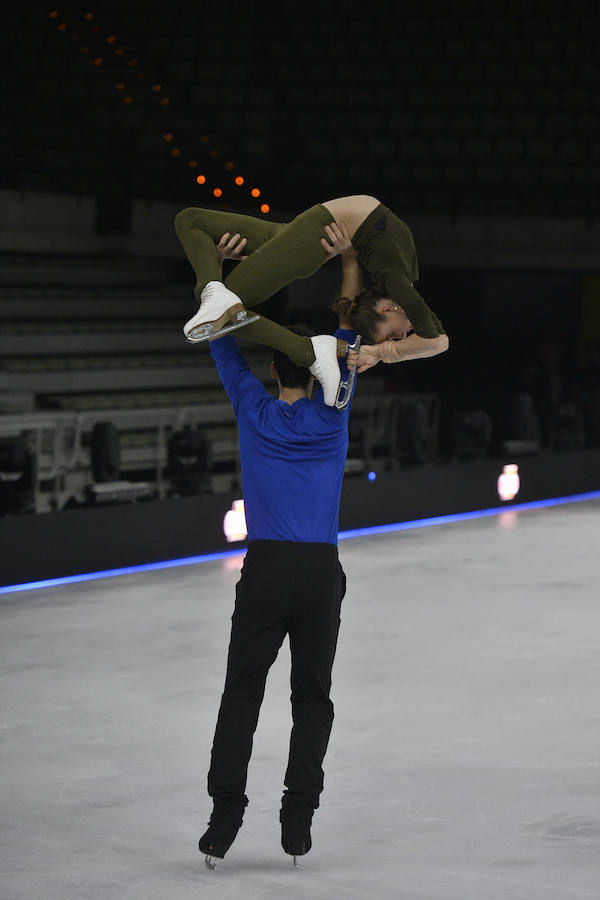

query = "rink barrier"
[[1, 486, 599, 596]]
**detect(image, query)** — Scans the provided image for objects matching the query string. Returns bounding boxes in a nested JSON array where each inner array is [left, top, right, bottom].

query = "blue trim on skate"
[[1, 489, 599, 595]]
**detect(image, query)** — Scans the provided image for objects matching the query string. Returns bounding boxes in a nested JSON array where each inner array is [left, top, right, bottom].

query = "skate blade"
[[205, 855, 218, 870], [293, 855, 298, 868], [185, 310, 260, 343], [335, 334, 361, 409]]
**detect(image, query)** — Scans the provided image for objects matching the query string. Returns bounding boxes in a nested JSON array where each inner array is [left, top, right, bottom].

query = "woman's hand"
[[216, 232, 248, 262], [321, 221, 357, 260]]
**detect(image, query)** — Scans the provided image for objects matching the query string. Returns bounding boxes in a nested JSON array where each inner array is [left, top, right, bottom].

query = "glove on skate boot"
[[199, 823, 239, 870], [183, 281, 259, 342], [309, 335, 342, 407]]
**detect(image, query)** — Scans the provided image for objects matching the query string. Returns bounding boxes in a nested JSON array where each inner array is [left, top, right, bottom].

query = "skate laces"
[[201, 283, 218, 305]]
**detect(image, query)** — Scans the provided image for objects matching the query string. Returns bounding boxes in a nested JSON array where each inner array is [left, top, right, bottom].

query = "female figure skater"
[[174, 195, 449, 402]]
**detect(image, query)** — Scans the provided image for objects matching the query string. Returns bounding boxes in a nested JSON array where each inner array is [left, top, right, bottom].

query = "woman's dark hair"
[[333, 288, 385, 344], [272, 323, 316, 389]]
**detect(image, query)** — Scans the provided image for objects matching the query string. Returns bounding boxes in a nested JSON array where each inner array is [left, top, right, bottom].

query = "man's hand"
[[321, 222, 357, 260], [346, 348, 359, 370], [355, 345, 381, 374], [216, 232, 248, 262]]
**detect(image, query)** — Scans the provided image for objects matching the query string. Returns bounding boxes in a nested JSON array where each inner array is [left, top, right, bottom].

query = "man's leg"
[[207, 547, 289, 826], [282, 555, 346, 823]]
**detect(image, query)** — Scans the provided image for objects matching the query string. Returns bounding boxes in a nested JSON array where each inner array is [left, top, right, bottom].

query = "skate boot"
[[198, 822, 239, 871], [281, 820, 312, 867], [280, 797, 314, 867], [309, 335, 344, 408], [183, 281, 259, 343]]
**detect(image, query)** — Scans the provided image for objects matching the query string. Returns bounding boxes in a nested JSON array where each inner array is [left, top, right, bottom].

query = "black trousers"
[[207, 540, 346, 827]]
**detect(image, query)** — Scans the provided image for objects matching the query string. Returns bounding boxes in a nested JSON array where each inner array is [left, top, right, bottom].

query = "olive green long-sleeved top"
[[352, 205, 445, 339]]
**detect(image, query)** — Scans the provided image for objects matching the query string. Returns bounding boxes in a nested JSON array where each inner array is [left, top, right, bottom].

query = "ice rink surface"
[[2, 499, 600, 900]]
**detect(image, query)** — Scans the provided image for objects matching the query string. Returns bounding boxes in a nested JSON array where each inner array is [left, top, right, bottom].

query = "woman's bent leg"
[[174, 207, 282, 301], [223, 204, 333, 307], [175, 203, 344, 366], [219, 203, 340, 365]]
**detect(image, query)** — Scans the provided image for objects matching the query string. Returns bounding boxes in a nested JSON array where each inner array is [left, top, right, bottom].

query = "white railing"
[[0, 404, 238, 511]]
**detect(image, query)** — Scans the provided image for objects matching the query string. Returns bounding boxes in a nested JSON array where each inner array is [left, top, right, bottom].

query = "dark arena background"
[[2, 5, 600, 898]]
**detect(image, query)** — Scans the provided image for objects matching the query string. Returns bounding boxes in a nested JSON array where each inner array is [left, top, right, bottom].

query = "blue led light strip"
[[1, 489, 599, 596], [338, 489, 600, 539]]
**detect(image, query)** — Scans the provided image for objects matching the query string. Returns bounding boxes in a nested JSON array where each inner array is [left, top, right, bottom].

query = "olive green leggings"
[[174, 204, 337, 366]]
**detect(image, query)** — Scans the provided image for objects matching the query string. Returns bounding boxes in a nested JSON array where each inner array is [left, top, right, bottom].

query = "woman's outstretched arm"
[[356, 333, 449, 372]]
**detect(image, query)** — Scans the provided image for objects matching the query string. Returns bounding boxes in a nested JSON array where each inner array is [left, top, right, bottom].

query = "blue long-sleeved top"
[[210, 330, 357, 545]]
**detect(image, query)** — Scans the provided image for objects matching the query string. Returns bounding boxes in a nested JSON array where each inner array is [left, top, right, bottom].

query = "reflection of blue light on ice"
[[2, 489, 600, 595], [368, 471, 377, 481]]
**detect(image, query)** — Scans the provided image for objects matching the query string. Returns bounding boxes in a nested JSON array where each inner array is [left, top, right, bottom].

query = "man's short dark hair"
[[272, 323, 316, 389]]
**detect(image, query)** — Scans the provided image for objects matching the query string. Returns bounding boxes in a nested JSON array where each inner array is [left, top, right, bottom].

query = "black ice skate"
[[280, 818, 312, 868], [198, 823, 239, 870]]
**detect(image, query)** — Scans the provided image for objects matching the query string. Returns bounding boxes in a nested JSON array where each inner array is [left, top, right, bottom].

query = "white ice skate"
[[183, 280, 259, 343], [309, 335, 359, 409]]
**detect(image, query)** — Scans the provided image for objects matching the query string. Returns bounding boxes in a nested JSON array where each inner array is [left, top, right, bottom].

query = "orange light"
[[234, 176, 244, 186], [200, 136, 209, 144], [152, 84, 161, 93], [80, 46, 89, 54], [116, 83, 125, 91], [160, 98, 170, 107], [58, 23, 67, 31], [209, 149, 219, 158], [225, 161, 235, 170], [163, 133, 173, 143], [170, 148, 181, 158], [115, 48, 124, 56], [260, 203, 270, 214], [196, 175, 206, 185], [128, 59, 138, 67], [84, 12, 94, 20], [106, 35, 116, 44], [213, 188, 223, 198], [123, 96, 133, 105], [93, 57, 102, 66], [49, 10, 59, 18], [251, 188, 260, 198], [188, 160, 198, 169]]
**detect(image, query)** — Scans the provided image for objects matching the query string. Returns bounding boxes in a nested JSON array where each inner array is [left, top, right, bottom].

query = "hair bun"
[[333, 295, 358, 316]]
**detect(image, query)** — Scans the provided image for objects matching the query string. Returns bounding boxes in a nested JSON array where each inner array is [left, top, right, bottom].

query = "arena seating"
[[0, 251, 275, 511], [2, 7, 598, 216]]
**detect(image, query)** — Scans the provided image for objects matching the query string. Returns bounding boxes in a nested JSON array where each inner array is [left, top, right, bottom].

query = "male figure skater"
[[199, 228, 359, 868]]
